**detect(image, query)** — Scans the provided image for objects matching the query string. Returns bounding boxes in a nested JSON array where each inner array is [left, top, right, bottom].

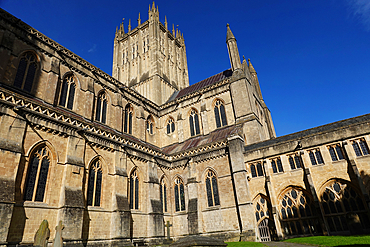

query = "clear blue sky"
[[1, 0, 370, 137]]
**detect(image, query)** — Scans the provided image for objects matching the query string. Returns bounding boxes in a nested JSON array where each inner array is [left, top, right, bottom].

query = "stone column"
[[227, 135, 256, 241]]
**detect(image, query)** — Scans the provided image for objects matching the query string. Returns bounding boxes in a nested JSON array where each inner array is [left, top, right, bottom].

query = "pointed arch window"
[[174, 177, 185, 212], [189, 109, 200, 136], [214, 100, 227, 128], [321, 181, 370, 233], [14, 52, 38, 92], [146, 116, 154, 135], [24, 146, 51, 202], [166, 117, 175, 134], [59, 74, 76, 110], [271, 158, 284, 174], [87, 159, 102, 207], [95, 93, 108, 124], [205, 170, 220, 207], [124, 104, 133, 134], [160, 178, 167, 213], [129, 169, 139, 209]]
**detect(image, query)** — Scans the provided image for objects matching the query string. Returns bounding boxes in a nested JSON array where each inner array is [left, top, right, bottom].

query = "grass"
[[226, 241, 266, 247], [283, 235, 370, 246]]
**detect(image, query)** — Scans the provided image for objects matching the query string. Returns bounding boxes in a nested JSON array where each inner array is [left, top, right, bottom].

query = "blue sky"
[[1, 0, 370, 137]]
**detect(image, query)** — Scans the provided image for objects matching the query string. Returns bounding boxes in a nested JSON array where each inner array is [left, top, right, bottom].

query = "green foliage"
[[284, 235, 370, 246], [226, 241, 265, 247]]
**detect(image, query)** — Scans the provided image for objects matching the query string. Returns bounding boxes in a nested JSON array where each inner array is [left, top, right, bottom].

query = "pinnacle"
[[226, 23, 235, 42]]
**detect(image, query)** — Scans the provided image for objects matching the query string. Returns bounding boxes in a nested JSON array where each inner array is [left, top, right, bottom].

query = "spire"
[[248, 58, 256, 74], [226, 23, 235, 41], [128, 19, 131, 32], [138, 13, 141, 26], [165, 16, 168, 30], [226, 24, 242, 71]]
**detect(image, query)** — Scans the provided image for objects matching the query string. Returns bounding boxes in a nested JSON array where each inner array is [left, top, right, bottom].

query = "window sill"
[[174, 210, 187, 215], [251, 176, 264, 179], [23, 201, 55, 209], [272, 172, 284, 176], [87, 206, 106, 211], [354, 154, 370, 160], [203, 205, 221, 212]]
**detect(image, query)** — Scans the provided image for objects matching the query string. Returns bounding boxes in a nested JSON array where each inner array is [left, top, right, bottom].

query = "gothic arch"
[[95, 90, 109, 124], [128, 167, 140, 210], [123, 103, 134, 134], [202, 168, 220, 207], [318, 178, 370, 233], [58, 72, 79, 110], [13, 50, 41, 93], [86, 156, 106, 207], [165, 116, 175, 134], [172, 175, 186, 212], [160, 175, 169, 213], [188, 108, 200, 136], [146, 115, 155, 135]]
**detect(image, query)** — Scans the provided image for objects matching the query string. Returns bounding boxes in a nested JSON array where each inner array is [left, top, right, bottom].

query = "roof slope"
[[167, 69, 233, 102]]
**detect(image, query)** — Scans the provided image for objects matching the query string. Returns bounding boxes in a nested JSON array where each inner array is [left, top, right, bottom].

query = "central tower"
[[112, 3, 189, 105]]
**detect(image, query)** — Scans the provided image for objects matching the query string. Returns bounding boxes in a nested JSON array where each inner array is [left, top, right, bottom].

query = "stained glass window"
[[214, 100, 227, 128], [189, 109, 200, 136], [59, 74, 76, 110], [95, 93, 108, 124], [87, 160, 102, 207], [124, 104, 133, 134], [205, 170, 220, 207], [129, 169, 139, 209], [174, 177, 185, 211], [14, 52, 38, 93], [24, 146, 50, 202]]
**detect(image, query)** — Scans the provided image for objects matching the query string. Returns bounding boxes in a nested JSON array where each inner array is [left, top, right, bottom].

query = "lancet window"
[[271, 158, 284, 174], [214, 100, 227, 128], [279, 188, 320, 236], [59, 74, 76, 110], [328, 144, 345, 161], [160, 178, 167, 213], [205, 170, 220, 207], [129, 169, 139, 209], [308, 149, 324, 166], [95, 92, 108, 124], [320, 180, 370, 233], [174, 177, 185, 212], [124, 104, 133, 134], [189, 109, 200, 136], [146, 115, 154, 135], [352, 139, 369, 157], [14, 51, 38, 92], [87, 159, 102, 207], [166, 117, 175, 134], [24, 145, 51, 202]]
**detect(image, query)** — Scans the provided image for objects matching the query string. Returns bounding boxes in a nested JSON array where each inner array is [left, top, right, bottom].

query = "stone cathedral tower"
[[112, 3, 189, 105]]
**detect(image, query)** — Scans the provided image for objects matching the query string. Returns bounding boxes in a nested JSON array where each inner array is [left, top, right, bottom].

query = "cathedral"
[[0, 4, 370, 246]]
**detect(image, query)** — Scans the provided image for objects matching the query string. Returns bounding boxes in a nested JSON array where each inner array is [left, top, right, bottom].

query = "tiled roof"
[[162, 124, 241, 155], [168, 69, 233, 102]]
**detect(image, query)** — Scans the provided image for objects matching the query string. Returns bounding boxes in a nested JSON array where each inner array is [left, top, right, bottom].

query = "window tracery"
[[250, 163, 264, 178], [288, 154, 302, 170], [24, 146, 51, 202], [129, 169, 139, 209], [205, 170, 220, 207], [189, 109, 200, 136], [95, 93, 108, 124], [214, 100, 227, 128], [166, 117, 175, 134], [279, 188, 320, 236], [160, 178, 167, 212], [124, 104, 133, 134], [321, 180, 370, 233], [308, 149, 324, 166], [174, 177, 185, 212], [87, 159, 102, 207], [328, 144, 344, 161], [14, 51, 38, 92], [352, 139, 369, 157], [59, 74, 76, 110], [271, 158, 283, 174], [146, 116, 154, 135]]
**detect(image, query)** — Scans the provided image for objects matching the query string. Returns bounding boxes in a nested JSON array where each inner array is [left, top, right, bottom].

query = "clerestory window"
[[214, 100, 227, 128], [14, 51, 38, 92], [189, 109, 200, 136], [95, 93, 108, 124], [59, 74, 76, 110]]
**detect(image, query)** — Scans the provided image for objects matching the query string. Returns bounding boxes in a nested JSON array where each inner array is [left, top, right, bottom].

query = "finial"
[[128, 19, 131, 32], [138, 13, 141, 26], [243, 55, 245, 61], [165, 16, 168, 30], [226, 23, 235, 41], [227, 23, 229, 27], [120, 18, 125, 34], [172, 24, 175, 36], [149, 4, 151, 12], [152, 1, 155, 11], [248, 58, 256, 73]]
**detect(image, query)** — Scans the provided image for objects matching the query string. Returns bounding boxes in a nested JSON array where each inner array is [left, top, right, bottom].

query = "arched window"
[[129, 169, 139, 209], [279, 188, 320, 236], [59, 74, 76, 110], [146, 116, 154, 135], [174, 177, 185, 212], [189, 109, 200, 136], [250, 164, 257, 178], [320, 180, 370, 233], [254, 195, 276, 242], [214, 100, 227, 128], [160, 178, 167, 213], [87, 159, 102, 207], [124, 104, 133, 134], [95, 92, 108, 124], [166, 117, 175, 134], [14, 51, 38, 92], [24, 145, 51, 202], [256, 162, 264, 176], [205, 170, 220, 207]]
